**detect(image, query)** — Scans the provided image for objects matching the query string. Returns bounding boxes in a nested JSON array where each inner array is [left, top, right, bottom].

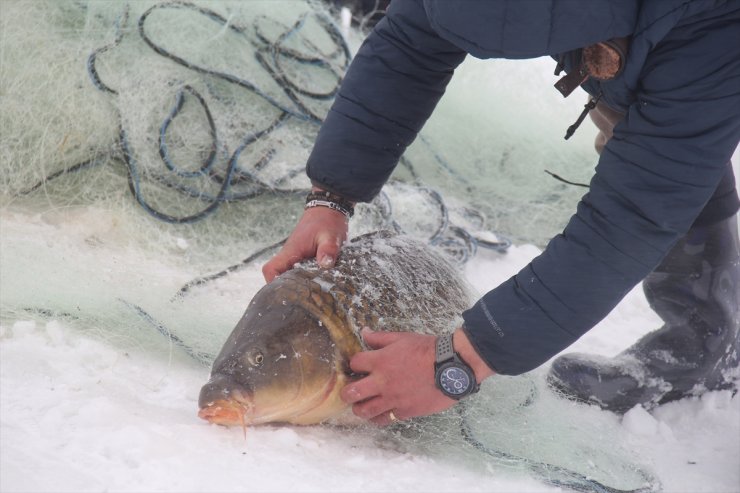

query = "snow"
[[2, 239, 739, 493], [2, 2, 738, 489]]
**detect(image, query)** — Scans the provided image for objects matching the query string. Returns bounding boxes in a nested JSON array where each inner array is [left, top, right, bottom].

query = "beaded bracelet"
[[305, 190, 355, 218]]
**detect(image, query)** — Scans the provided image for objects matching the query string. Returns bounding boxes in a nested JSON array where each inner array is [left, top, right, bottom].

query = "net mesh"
[[0, 1, 654, 491]]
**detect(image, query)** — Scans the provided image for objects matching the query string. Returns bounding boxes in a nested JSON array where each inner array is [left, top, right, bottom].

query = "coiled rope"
[[22, 0, 509, 263]]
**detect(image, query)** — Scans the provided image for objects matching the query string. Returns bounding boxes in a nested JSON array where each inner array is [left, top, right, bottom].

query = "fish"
[[197, 231, 474, 427]]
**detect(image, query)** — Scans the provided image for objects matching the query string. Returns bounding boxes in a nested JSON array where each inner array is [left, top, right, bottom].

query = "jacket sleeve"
[[306, 0, 467, 202], [463, 15, 740, 375]]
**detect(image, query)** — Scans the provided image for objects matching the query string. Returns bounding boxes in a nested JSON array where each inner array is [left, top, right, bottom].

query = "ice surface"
[[2, 242, 739, 492], [1, 1, 738, 491]]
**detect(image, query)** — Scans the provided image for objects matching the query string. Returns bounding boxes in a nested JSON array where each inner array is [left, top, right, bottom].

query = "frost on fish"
[[199, 231, 476, 426], [311, 277, 335, 293], [298, 231, 475, 343]]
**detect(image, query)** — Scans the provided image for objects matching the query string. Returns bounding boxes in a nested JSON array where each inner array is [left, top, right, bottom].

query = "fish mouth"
[[198, 370, 340, 427], [198, 399, 252, 426], [198, 384, 254, 427]]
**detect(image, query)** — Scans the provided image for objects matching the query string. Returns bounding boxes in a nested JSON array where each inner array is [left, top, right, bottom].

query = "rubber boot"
[[547, 216, 740, 414]]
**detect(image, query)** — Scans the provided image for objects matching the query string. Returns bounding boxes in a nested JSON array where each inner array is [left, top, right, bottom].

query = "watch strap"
[[434, 333, 481, 398], [435, 333, 455, 365]]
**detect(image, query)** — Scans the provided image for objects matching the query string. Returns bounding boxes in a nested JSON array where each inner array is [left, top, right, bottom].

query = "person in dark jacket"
[[263, 0, 740, 424]]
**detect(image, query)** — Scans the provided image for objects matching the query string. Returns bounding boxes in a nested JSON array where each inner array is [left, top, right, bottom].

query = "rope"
[[120, 298, 213, 365], [457, 400, 661, 493], [21, 0, 509, 263], [172, 237, 287, 299], [544, 169, 590, 188]]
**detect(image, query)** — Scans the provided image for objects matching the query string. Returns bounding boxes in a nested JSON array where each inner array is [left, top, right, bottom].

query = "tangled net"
[[0, 3, 657, 492], [3, 0, 509, 266]]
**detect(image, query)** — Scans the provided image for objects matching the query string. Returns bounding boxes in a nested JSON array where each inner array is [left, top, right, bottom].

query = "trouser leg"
[[547, 215, 739, 413], [545, 101, 740, 413]]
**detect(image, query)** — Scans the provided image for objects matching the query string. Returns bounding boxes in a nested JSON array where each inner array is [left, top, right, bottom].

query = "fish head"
[[198, 277, 357, 426]]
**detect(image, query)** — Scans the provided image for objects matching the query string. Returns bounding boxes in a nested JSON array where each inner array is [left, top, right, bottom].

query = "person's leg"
[[547, 209, 739, 413], [546, 101, 740, 413]]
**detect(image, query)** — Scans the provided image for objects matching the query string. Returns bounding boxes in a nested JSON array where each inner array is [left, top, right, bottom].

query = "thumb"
[[361, 327, 404, 350], [316, 234, 342, 269]]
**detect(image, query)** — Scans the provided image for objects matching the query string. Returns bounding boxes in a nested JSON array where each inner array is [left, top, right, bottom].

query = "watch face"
[[439, 366, 471, 396]]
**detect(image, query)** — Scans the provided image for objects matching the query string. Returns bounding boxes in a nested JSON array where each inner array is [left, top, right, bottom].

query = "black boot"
[[547, 216, 740, 414]]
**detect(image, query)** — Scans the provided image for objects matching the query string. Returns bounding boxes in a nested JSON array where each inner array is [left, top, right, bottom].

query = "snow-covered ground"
[[2, 1, 738, 490], [1, 224, 738, 493]]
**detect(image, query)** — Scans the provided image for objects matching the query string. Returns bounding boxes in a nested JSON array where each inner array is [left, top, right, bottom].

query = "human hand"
[[340, 328, 455, 426], [341, 328, 496, 426], [262, 202, 348, 283]]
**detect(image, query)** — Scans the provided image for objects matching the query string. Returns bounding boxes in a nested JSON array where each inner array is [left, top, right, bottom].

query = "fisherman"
[[263, 0, 740, 424]]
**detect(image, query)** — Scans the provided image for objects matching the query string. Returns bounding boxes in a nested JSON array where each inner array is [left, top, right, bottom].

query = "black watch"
[[434, 334, 480, 400]]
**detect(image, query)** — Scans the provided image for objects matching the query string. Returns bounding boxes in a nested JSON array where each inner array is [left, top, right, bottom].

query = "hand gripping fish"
[[198, 231, 473, 427]]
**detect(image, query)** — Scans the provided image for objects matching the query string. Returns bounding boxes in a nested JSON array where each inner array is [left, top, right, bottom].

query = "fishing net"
[[377, 373, 659, 493], [0, 0, 519, 358], [0, 1, 657, 491], [0, 0, 596, 252]]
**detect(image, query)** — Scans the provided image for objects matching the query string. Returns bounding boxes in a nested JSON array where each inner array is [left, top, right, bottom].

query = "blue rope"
[[23, 1, 511, 260], [87, 1, 340, 223]]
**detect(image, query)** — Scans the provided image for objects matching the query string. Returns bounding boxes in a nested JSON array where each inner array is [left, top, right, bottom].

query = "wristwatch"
[[434, 333, 480, 400]]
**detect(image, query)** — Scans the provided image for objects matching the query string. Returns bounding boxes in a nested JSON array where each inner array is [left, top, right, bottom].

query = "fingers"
[[340, 331, 455, 426], [316, 232, 342, 269], [262, 249, 300, 283], [351, 396, 394, 421], [341, 367, 395, 423], [261, 206, 348, 282], [341, 373, 381, 404], [360, 327, 404, 350], [341, 337, 406, 427], [370, 410, 401, 427], [346, 352, 373, 380], [343, 329, 404, 374], [354, 396, 405, 427], [262, 235, 340, 282], [314, 210, 347, 269], [344, 329, 413, 398]]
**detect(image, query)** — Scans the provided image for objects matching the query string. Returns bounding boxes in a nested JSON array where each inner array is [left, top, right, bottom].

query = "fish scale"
[[199, 230, 474, 426]]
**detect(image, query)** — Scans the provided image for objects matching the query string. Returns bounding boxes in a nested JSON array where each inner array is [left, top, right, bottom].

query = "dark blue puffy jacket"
[[307, 0, 740, 375]]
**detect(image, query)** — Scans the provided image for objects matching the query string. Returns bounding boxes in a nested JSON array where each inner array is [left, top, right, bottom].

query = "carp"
[[198, 231, 474, 427]]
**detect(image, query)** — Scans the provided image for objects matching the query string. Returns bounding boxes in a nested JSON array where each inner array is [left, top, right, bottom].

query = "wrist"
[[453, 327, 496, 384], [305, 189, 355, 219], [310, 185, 356, 206]]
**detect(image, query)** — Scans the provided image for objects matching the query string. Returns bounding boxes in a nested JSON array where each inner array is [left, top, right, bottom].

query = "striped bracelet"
[[305, 191, 355, 218]]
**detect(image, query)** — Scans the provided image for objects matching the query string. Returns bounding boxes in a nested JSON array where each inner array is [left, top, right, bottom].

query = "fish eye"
[[247, 350, 264, 367]]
